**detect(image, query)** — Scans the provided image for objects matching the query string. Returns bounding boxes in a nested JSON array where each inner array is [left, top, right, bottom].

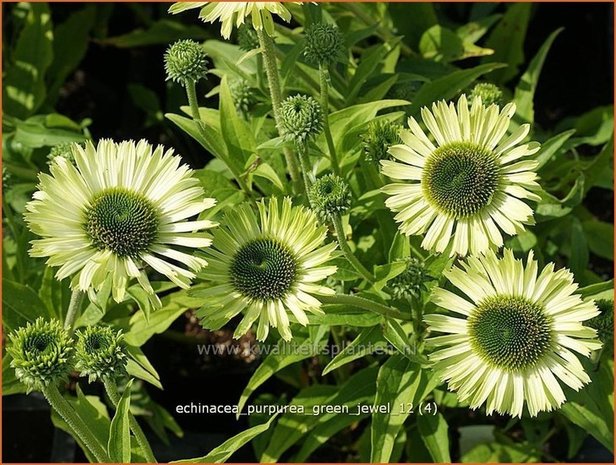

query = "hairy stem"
[[319, 65, 340, 174], [296, 142, 313, 195], [256, 28, 302, 190], [332, 215, 375, 283], [319, 294, 411, 321], [104, 379, 156, 463], [43, 384, 110, 462], [64, 289, 84, 334]]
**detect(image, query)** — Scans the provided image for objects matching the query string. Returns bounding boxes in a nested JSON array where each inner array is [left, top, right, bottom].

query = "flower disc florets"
[[164, 39, 209, 85], [75, 326, 128, 382], [280, 95, 323, 144], [8, 318, 74, 392], [303, 22, 345, 66], [308, 174, 351, 222]]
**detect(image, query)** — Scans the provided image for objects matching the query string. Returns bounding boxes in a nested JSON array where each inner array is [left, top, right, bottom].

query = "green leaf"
[[578, 280, 614, 301], [263, 367, 379, 462], [108, 379, 133, 463], [347, 41, 400, 103], [388, 233, 410, 262], [46, 6, 96, 105], [560, 359, 614, 452], [236, 334, 328, 417], [536, 175, 585, 219], [456, 14, 501, 45], [417, 412, 451, 462], [219, 75, 256, 167], [569, 218, 589, 277], [322, 326, 386, 375], [583, 220, 614, 261], [125, 345, 163, 389], [388, 3, 437, 49], [308, 306, 381, 327], [3, 279, 51, 332], [420, 25, 492, 62], [514, 28, 563, 124], [14, 118, 87, 148], [172, 414, 279, 463], [408, 63, 505, 116], [101, 19, 207, 47], [165, 113, 228, 161], [535, 129, 576, 169], [252, 162, 284, 192], [382, 319, 425, 364], [50, 386, 110, 462], [481, 3, 532, 84], [370, 355, 438, 462], [3, 3, 54, 118]]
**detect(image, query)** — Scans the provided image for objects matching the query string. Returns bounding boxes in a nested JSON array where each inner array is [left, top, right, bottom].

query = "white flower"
[[381, 95, 541, 256], [193, 197, 337, 341], [425, 249, 602, 418], [169, 2, 295, 39], [25, 139, 216, 307]]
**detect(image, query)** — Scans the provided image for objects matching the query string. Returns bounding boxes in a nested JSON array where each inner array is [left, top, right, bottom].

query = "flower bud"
[[361, 120, 402, 163], [74, 326, 128, 383], [303, 23, 345, 66], [164, 39, 209, 85], [469, 82, 503, 106], [280, 95, 323, 144], [8, 318, 74, 393], [309, 174, 351, 222]]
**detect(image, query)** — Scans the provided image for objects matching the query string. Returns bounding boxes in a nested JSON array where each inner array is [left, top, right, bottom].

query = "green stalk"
[[104, 379, 156, 463], [332, 215, 375, 283], [64, 289, 84, 334], [42, 384, 110, 462], [319, 294, 411, 321], [296, 142, 313, 195], [185, 81, 252, 197], [318, 65, 340, 175], [256, 28, 302, 190]]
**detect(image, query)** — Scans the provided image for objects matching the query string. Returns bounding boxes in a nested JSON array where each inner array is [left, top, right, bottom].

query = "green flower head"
[[164, 39, 209, 85], [231, 79, 257, 115], [362, 120, 402, 163], [75, 326, 128, 382], [587, 299, 613, 348], [280, 95, 323, 144], [470, 82, 504, 107], [8, 318, 74, 393], [303, 22, 345, 66], [308, 174, 351, 222], [47, 142, 77, 166], [237, 25, 260, 51], [388, 258, 431, 300]]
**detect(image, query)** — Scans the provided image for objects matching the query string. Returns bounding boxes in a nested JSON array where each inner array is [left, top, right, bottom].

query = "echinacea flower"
[[74, 326, 128, 383], [425, 249, 601, 418], [381, 95, 541, 256], [194, 197, 337, 341], [25, 139, 216, 307], [8, 318, 73, 393], [168, 2, 295, 39]]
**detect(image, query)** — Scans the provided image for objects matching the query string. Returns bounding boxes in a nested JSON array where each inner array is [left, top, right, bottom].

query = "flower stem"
[[64, 289, 84, 334], [104, 379, 157, 463], [42, 384, 110, 462], [256, 28, 302, 191], [332, 215, 375, 283], [185, 81, 252, 197], [319, 65, 340, 175], [319, 294, 411, 321], [296, 142, 312, 195]]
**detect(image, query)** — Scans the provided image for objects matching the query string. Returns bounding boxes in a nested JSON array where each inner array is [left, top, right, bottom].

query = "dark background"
[[3, 2, 614, 463]]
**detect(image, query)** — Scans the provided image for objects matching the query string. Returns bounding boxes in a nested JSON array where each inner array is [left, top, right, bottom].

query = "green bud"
[[388, 258, 431, 300], [303, 22, 345, 66], [47, 142, 77, 166], [164, 39, 209, 85], [237, 25, 260, 51], [8, 318, 74, 393], [361, 120, 402, 163], [309, 174, 351, 222], [74, 326, 128, 383], [469, 82, 503, 107], [588, 299, 614, 348], [230, 79, 257, 115], [280, 95, 323, 144]]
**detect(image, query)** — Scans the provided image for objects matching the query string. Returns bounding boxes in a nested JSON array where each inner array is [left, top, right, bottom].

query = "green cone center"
[[469, 295, 552, 370], [85, 188, 159, 258], [26, 334, 53, 354], [230, 238, 298, 301], [422, 142, 499, 218]]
